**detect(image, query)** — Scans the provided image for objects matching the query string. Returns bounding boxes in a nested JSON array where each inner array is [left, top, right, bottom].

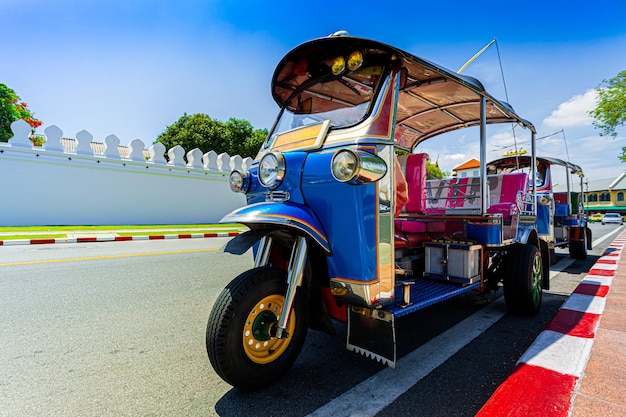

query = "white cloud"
[[543, 90, 598, 128]]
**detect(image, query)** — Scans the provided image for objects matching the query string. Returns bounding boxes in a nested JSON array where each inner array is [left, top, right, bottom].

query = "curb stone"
[[0, 232, 241, 246], [475, 231, 626, 417]]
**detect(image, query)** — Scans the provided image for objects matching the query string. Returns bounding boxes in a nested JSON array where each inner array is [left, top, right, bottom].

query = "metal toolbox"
[[424, 242, 482, 284]]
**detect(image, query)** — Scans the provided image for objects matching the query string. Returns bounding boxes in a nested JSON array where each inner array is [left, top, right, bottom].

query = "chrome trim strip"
[[266, 191, 291, 202], [329, 278, 394, 307]]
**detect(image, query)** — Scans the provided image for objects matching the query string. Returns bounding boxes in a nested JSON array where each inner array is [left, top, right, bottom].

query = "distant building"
[[452, 158, 480, 177], [556, 171, 626, 213]]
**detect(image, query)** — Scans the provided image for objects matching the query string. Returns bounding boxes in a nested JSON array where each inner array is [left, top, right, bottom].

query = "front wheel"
[[206, 267, 308, 390], [504, 244, 543, 315]]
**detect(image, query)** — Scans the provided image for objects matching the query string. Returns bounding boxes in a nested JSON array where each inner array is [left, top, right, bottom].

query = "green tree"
[[155, 113, 266, 159], [223, 118, 268, 158], [0, 83, 43, 143], [395, 148, 447, 179], [426, 160, 448, 179], [589, 70, 626, 161]]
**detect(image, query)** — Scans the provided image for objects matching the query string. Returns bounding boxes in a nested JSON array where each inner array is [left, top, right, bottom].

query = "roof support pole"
[[480, 96, 488, 214], [566, 167, 572, 215], [579, 176, 584, 215], [531, 131, 537, 215]]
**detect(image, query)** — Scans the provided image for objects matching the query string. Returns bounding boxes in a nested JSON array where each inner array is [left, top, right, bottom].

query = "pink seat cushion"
[[404, 153, 429, 213], [499, 173, 527, 203], [486, 173, 527, 220], [397, 220, 427, 233], [487, 203, 517, 220]]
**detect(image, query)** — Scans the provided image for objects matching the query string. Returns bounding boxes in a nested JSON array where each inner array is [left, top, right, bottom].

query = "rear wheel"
[[206, 267, 308, 390], [504, 244, 543, 315], [569, 227, 587, 259], [569, 240, 587, 259]]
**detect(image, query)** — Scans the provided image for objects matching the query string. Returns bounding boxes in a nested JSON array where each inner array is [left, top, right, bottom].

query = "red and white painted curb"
[[476, 232, 626, 417], [0, 232, 240, 246]]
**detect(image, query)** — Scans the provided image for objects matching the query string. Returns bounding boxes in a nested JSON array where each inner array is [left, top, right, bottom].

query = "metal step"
[[387, 280, 480, 318]]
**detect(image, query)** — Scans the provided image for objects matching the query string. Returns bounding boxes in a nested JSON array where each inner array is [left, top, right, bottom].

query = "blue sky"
[[2, 0, 626, 183]]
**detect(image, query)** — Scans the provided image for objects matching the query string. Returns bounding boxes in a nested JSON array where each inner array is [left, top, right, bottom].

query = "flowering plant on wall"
[[0, 84, 43, 143], [24, 115, 44, 146], [29, 133, 45, 146]]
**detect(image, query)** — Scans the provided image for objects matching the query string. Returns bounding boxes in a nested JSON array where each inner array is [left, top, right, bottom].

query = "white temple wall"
[[0, 120, 251, 226]]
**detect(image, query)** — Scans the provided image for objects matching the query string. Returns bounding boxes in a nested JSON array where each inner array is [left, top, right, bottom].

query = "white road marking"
[[592, 224, 624, 247]]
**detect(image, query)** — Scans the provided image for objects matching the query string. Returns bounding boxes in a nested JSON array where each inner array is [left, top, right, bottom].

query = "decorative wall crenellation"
[[4, 119, 253, 172]]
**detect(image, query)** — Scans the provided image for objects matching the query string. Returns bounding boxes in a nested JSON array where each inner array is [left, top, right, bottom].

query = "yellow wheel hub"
[[242, 294, 296, 364]]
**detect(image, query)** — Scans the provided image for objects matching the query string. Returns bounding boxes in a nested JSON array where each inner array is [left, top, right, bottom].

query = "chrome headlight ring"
[[229, 169, 250, 193], [331, 149, 387, 184], [258, 152, 286, 189], [331, 149, 359, 182]]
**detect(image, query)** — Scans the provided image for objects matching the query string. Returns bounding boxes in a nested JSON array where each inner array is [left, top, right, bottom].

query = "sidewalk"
[[477, 230, 626, 417]]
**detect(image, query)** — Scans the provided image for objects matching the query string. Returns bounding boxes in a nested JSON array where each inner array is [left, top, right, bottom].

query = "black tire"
[[504, 244, 543, 315], [569, 227, 587, 259], [569, 239, 587, 259], [549, 248, 558, 265], [206, 266, 308, 390]]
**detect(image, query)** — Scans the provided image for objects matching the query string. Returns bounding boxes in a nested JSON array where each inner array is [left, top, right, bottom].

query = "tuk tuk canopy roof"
[[271, 34, 536, 151], [487, 155, 584, 177]]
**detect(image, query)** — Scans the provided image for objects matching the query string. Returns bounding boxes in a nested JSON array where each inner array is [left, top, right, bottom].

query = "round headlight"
[[331, 56, 346, 75], [229, 170, 249, 193], [538, 195, 552, 206], [258, 152, 285, 189], [331, 150, 358, 182], [331, 149, 387, 184], [347, 51, 363, 71]]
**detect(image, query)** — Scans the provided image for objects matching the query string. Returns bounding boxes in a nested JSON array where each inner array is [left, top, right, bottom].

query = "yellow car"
[[588, 213, 603, 222]]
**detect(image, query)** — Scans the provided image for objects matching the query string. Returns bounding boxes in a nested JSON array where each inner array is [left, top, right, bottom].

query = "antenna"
[[457, 39, 496, 74], [458, 39, 519, 152]]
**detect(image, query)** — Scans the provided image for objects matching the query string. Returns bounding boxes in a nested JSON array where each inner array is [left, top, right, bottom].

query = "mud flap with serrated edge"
[[346, 306, 396, 368]]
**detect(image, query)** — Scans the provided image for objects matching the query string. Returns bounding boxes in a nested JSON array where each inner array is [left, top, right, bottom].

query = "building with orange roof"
[[452, 158, 480, 177]]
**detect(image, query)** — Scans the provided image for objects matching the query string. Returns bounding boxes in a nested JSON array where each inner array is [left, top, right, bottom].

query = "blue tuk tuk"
[[487, 155, 591, 261], [206, 32, 547, 390]]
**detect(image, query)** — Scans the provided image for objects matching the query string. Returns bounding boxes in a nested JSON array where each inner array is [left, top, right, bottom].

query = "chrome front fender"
[[220, 202, 331, 254]]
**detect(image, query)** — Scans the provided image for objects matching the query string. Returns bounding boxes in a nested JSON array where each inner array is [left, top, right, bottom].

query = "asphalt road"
[[0, 224, 621, 417]]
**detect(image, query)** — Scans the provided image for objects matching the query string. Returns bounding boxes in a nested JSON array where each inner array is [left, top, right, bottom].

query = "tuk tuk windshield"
[[272, 100, 369, 136], [265, 63, 386, 150], [268, 67, 381, 141]]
